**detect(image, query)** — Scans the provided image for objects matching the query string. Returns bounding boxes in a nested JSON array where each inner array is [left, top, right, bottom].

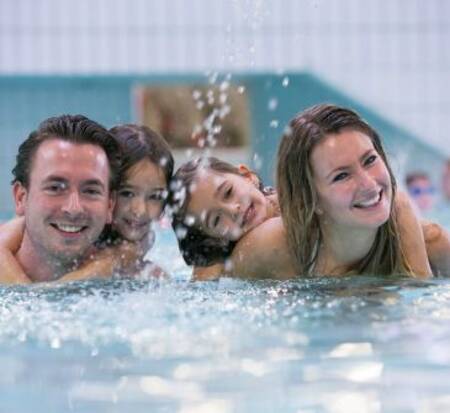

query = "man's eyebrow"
[[83, 179, 107, 189], [42, 175, 68, 184]]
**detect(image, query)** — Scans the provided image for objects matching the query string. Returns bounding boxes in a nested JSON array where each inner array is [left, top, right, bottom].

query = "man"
[[9, 114, 120, 282]]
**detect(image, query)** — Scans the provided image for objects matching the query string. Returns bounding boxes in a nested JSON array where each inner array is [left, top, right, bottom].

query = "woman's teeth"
[[355, 191, 382, 208]]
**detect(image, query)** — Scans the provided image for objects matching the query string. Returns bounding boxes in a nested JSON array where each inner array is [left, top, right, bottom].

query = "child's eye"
[[332, 172, 349, 182], [224, 186, 233, 200], [364, 154, 377, 166], [119, 190, 134, 198], [213, 214, 221, 228], [148, 192, 164, 202]]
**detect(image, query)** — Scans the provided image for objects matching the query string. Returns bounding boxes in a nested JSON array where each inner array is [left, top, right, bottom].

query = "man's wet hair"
[[12, 114, 121, 190]]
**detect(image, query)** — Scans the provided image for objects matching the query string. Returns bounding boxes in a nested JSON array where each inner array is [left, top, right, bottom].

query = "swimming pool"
[[1, 226, 450, 413]]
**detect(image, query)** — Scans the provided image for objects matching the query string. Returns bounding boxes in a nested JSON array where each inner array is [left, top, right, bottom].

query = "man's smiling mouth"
[[50, 223, 87, 234]]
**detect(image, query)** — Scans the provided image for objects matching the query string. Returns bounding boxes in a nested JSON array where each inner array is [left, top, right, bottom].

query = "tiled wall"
[[0, 0, 448, 152]]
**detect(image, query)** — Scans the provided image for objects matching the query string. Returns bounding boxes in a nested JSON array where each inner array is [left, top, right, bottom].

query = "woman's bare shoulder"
[[230, 217, 297, 279]]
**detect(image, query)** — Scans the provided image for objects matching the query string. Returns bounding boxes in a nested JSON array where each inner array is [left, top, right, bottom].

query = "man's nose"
[[61, 191, 84, 215]]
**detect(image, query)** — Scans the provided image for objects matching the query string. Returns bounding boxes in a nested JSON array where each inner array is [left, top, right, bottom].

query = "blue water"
[[1, 225, 450, 413]]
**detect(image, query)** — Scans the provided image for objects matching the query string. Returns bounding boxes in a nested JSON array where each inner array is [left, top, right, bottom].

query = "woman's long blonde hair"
[[276, 104, 412, 276]]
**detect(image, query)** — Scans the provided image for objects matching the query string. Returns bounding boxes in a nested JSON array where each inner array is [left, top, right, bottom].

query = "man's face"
[[14, 139, 114, 265]]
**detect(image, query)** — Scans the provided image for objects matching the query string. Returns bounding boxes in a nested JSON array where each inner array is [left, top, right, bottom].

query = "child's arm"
[[57, 242, 141, 283], [422, 221, 450, 277], [0, 217, 31, 284], [395, 191, 432, 278]]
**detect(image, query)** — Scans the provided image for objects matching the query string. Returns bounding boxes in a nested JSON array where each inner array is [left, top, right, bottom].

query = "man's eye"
[[84, 188, 102, 196], [365, 154, 377, 166], [332, 172, 348, 182], [45, 183, 65, 192]]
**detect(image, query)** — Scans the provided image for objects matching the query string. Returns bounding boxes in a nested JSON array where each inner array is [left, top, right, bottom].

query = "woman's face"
[[113, 159, 167, 242], [311, 130, 392, 231], [186, 167, 271, 241]]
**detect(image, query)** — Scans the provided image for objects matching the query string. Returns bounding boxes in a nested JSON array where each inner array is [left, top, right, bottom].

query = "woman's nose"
[[357, 170, 377, 191]]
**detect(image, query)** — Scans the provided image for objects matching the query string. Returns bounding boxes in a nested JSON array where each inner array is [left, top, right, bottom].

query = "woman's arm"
[[0, 217, 31, 284], [423, 221, 450, 277], [395, 191, 433, 278]]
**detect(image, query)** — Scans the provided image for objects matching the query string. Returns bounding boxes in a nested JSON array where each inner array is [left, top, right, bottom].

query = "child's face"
[[186, 167, 271, 241], [113, 159, 167, 242]]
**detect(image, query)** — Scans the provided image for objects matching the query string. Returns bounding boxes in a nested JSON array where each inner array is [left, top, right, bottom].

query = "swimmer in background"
[[0, 124, 174, 284], [442, 160, 450, 203], [168, 148, 432, 279], [276, 104, 450, 277], [405, 172, 436, 215]]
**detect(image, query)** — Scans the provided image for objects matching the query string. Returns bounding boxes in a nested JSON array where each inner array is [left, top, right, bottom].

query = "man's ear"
[[238, 164, 260, 187], [106, 191, 116, 224], [13, 182, 27, 216]]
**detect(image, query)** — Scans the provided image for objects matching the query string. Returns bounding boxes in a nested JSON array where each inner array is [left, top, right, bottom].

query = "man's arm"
[[422, 221, 450, 277], [395, 191, 433, 278], [0, 217, 31, 284]]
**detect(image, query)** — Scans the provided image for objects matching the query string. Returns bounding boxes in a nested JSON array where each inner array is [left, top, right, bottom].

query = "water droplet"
[[219, 93, 228, 104], [176, 226, 187, 240], [51, 337, 61, 349], [220, 81, 230, 92], [268, 98, 278, 111], [253, 153, 263, 170]]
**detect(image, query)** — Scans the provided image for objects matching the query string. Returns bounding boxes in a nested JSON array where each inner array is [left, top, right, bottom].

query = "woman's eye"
[[365, 154, 377, 166], [332, 172, 348, 182]]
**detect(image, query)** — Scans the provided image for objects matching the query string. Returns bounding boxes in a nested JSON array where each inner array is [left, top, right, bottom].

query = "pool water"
[[1, 230, 450, 413]]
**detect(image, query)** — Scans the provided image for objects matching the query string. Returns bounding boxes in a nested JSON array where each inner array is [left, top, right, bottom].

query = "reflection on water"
[[1, 272, 450, 412]]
